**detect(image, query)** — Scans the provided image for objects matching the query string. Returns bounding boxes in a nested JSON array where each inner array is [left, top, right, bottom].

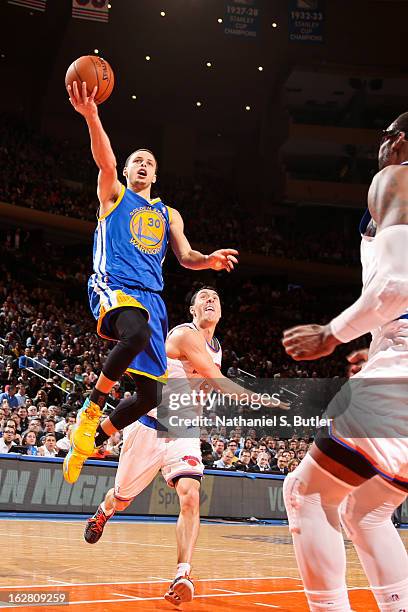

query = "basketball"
[[65, 55, 114, 105]]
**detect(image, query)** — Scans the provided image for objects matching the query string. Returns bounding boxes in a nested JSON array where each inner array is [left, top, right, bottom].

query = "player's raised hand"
[[260, 397, 291, 410], [67, 81, 98, 118], [346, 348, 369, 377], [207, 249, 239, 272], [282, 324, 340, 361]]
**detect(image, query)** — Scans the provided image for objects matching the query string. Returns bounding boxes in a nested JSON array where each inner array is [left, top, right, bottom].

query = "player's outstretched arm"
[[67, 80, 121, 212], [283, 166, 408, 361], [169, 209, 239, 272], [167, 328, 289, 409]]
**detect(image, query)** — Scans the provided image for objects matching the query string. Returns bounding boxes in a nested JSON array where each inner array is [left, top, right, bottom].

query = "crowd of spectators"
[[0, 114, 361, 265], [0, 225, 368, 474]]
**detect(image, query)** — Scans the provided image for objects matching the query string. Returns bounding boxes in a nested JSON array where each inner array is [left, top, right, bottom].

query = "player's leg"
[[164, 477, 200, 606], [94, 374, 163, 447], [340, 476, 408, 612], [283, 447, 361, 612], [93, 293, 168, 447], [84, 421, 163, 543], [64, 307, 151, 483], [83, 487, 133, 544]]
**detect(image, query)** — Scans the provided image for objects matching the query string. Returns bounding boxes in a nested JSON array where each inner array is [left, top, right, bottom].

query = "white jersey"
[[358, 206, 408, 376], [115, 323, 222, 499], [146, 322, 222, 418], [329, 193, 408, 484]]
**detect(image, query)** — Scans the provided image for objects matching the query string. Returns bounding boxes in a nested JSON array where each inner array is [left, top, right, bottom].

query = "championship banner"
[[289, 0, 325, 44], [8, 0, 46, 11], [72, 0, 109, 23], [224, 0, 260, 39]]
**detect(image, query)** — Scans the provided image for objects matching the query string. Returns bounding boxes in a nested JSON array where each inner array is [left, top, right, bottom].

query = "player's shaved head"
[[393, 112, 408, 133]]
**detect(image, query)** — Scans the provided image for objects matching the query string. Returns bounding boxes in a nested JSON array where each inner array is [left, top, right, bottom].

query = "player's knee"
[[137, 377, 163, 408], [283, 472, 305, 534], [340, 493, 394, 540], [127, 318, 151, 352]]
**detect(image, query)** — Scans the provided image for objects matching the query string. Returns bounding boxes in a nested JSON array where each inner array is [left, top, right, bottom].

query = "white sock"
[[175, 563, 191, 579], [306, 587, 352, 611], [101, 501, 114, 517], [372, 577, 408, 611]]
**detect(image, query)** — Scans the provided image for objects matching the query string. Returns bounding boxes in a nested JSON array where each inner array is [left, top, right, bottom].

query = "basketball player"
[[63, 81, 239, 484], [84, 286, 288, 605], [282, 113, 408, 611]]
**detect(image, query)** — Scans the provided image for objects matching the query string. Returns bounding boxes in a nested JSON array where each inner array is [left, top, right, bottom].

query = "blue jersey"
[[92, 185, 172, 292]]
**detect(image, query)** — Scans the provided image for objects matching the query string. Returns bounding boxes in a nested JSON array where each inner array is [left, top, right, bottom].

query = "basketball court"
[[1, 518, 400, 610]]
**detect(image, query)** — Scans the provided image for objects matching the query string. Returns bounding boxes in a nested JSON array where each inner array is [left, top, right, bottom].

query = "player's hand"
[[67, 81, 98, 118], [206, 249, 239, 272], [282, 324, 340, 361], [261, 397, 291, 410], [346, 348, 369, 377]]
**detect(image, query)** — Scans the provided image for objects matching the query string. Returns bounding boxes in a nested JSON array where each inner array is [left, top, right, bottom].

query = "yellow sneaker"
[[63, 399, 102, 484]]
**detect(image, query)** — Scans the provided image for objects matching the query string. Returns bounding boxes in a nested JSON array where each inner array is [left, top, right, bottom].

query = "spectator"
[[0, 385, 18, 409], [21, 430, 38, 455], [200, 442, 214, 467], [214, 450, 236, 470], [212, 439, 225, 462], [56, 424, 73, 452], [226, 440, 240, 461], [38, 433, 58, 457], [234, 449, 252, 472], [15, 384, 28, 406], [18, 348, 32, 369], [288, 458, 300, 472], [43, 418, 63, 441], [248, 447, 260, 469], [272, 456, 289, 475], [227, 360, 239, 378], [91, 440, 111, 459], [0, 427, 17, 453], [243, 438, 254, 451], [250, 452, 271, 473]]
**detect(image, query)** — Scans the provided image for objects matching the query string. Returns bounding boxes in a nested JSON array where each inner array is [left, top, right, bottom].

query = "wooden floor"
[[0, 519, 406, 611]]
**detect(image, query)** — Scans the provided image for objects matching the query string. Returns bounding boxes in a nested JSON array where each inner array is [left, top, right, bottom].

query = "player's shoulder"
[[167, 206, 182, 225], [168, 323, 202, 345], [372, 164, 408, 185]]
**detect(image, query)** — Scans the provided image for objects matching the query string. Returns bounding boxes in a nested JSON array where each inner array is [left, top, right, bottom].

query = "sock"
[[101, 501, 114, 517], [175, 563, 191, 579], [90, 388, 108, 409], [94, 424, 110, 448], [306, 587, 352, 611], [372, 578, 408, 611]]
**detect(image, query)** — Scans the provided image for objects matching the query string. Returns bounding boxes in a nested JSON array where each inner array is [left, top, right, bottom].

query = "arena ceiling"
[[0, 0, 407, 155]]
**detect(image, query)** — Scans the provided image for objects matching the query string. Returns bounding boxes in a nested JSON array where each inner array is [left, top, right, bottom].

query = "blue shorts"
[[88, 274, 168, 382]]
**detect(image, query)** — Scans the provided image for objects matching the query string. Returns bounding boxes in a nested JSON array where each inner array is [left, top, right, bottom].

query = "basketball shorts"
[[114, 417, 204, 502], [88, 274, 168, 382], [324, 319, 408, 486]]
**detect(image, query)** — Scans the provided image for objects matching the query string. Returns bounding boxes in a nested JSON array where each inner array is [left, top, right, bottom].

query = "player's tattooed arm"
[[169, 209, 239, 272], [369, 165, 408, 231]]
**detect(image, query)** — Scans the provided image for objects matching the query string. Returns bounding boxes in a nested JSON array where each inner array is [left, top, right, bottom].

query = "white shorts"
[[328, 320, 408, 484], [114, 420, 204, 502]]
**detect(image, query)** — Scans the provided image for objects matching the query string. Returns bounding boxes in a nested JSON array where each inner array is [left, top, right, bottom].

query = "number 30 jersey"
[[92, 184, 172, 292]]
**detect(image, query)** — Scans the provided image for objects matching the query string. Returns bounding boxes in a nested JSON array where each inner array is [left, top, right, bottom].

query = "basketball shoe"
[[164, 575, 194, 606], [63, 398, 102, 484], [84, 505, 113, 544]]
